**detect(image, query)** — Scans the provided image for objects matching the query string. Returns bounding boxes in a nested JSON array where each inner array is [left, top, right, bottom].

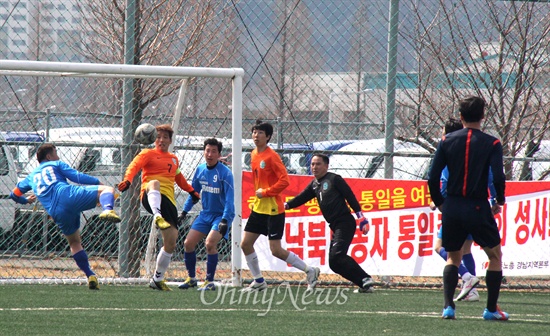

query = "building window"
[[13, 14, 26, 21], [13, 39, 26, 46], [12, 27, 26, 34]]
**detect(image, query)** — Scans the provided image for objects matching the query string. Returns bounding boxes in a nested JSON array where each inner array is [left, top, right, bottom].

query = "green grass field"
[[0, 284, 548, 335]]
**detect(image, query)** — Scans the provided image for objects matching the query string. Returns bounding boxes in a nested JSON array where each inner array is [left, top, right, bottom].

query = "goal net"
[[0, 60, 244, 286]]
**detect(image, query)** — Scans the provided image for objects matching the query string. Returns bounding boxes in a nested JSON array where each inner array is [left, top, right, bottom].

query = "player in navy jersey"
[[428, 96, 508, 321], [178, 138, 235, 291], [10, 143, 120, 290], [430, 118, 500, 302]]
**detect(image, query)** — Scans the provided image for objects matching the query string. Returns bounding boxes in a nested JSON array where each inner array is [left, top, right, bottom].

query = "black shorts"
[[142, 193, 179, 228], [441, 196, 501, 252], [244, 211, 285, 240]]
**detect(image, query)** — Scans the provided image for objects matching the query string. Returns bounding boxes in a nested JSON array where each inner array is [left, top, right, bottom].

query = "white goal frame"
[[0, 60, 245, 287]]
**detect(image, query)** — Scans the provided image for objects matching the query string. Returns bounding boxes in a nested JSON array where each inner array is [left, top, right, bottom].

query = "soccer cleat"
[[354, 287, 374, 293], [362, 276, 374, 289], [154, 214, 171, 230], [306, 267, 320, 291], [98, 209, 121, 223], [441, 306, 456, 319], [88, 275, 99, 290], [197, 281, 216, 291], [483, 306, 509, 321], [455, 276, 479, 301], [461, 288, 480, 302], [149, 278, 172, 291], [178, 277, 198, 289], [241, 280, 268, 292]]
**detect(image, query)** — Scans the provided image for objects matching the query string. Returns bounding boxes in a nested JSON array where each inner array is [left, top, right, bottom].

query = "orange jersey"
[[123, 148, 193, 205], [250, 146, 289, 215]]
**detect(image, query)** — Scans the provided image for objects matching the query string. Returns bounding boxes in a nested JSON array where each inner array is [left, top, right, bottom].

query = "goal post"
[[0, 60, 244, 286]]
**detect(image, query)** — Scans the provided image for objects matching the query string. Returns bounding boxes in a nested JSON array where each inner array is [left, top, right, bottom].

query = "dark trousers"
[[329, 219, 370, 287]]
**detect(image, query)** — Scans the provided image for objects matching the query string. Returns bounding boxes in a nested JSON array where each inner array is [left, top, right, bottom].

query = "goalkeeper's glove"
[[118, 180, 131, 192], [218, 219, 228, 236], [189, 190, 200, 204], [177, 211, 188, 226], [356, 211, 369, 234]]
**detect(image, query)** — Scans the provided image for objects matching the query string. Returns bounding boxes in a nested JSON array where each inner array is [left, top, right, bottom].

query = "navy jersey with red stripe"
[[428, 128, 505, 206]]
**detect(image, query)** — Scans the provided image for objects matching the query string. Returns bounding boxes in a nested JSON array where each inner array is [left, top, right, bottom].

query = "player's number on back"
[[33, 166, 56, 195]]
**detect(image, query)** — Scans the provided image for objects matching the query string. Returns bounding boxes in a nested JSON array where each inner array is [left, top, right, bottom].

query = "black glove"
[[178, 211, 188, 225], [218, 219, 228, 236], [118, 180, 131, 192], [189, 190, 200, 204]]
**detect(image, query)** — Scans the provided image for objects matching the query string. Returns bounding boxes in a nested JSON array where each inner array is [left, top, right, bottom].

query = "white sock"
[[462, 272, 472, 281], [245, 252, 262, 279], [153, 248, 172, 281], [285, 251, 308, 272], [147, 190, 162, 216]]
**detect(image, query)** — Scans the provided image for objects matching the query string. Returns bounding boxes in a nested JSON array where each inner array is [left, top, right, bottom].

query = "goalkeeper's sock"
[[153, 248, 172, 282], [99, 191, 115, 211], [285, 251, 307, 272], [438, 247, 448, 261], [443, 264, 458, 309], [73, 249, 94, 277], [184, 251, 197, 278], [147, 190, 162, 216], [206, 253, 218, 282], [462, 253, 476, 275], [245, 252, 263, 280], [485, 270, 502, 312]]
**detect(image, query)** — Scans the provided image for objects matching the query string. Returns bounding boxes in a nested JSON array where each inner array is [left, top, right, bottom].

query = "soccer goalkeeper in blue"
[[10, 143, 121, 290], [178, 138, 235, 291]]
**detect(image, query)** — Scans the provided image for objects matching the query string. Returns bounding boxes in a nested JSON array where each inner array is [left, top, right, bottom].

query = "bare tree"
[[75, 0, 235, 117], [399, 0, 550, 180]]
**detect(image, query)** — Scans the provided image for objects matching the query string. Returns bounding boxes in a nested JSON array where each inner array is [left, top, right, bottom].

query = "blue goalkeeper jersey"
[[183, 162, 235, 223], [15, 160, 99, 216]]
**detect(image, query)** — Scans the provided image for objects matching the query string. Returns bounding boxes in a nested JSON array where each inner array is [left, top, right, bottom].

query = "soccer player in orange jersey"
[[117, 124, 200, 291], [240, 120, 320, 292]]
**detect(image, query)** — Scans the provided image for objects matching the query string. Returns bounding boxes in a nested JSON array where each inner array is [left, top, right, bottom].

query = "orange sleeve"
[[123, 149, 149, 182], [175, 171, 194, 193], [262, 150, 289, 197]]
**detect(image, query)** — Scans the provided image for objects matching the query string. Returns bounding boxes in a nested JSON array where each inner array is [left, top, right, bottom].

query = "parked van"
[[0, 132, 24, 231], [329, 139, 431, 180]]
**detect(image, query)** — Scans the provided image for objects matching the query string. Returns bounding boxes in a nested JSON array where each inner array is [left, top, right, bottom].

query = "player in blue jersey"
[[10, 144, 121, 290], [428, 97, 508, 321], [430, 118, 500, 302], [177, 138, 235, 291]]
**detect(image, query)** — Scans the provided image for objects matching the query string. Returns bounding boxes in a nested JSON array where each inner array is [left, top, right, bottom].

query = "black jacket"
[[286, 172, 361, 224]]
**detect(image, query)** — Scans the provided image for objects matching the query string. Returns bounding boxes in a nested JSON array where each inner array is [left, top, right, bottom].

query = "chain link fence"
[[1, 0, 549, 290]]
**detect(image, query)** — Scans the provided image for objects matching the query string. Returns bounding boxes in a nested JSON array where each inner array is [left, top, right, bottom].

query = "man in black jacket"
[[285, 154, 374, 293], [428, 96, 508, 321]]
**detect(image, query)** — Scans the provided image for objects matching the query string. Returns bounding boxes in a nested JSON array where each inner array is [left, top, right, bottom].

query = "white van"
[[329, 139, 431, 180], [0, 132, 25, 231]]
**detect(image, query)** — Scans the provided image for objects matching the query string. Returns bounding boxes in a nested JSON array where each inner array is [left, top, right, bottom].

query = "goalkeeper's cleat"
[[88, 275, 99, 290], [98, 210, 121, 223], [354, 287, 374, 293], [362, 276, 374, 289], [178, 277, 198, 289], [482, 306, 509, 321], [241, 280, 268, 292], [460, 288, 480, 302], [197, 281, 216, 291], [306, 267, 320, 291], [153, 214, 171, 230], [455, 276, 479, 301], [441, 306, 456, 320], [149, 278, 172, 291]]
